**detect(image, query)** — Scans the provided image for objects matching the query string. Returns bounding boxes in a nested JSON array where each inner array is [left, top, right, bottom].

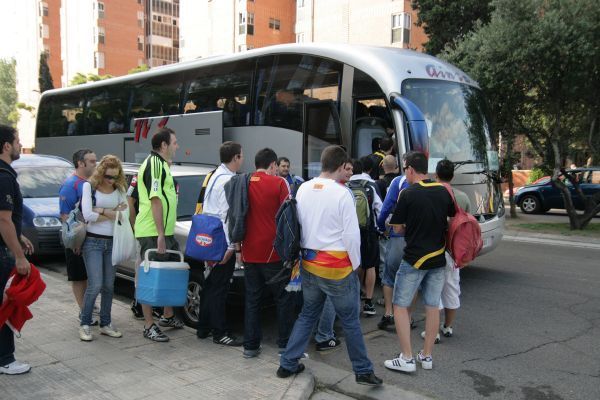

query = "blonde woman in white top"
[[79, 155, 128, 341]]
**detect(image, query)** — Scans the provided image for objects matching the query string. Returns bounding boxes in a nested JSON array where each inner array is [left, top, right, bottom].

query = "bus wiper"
[[453, 160, 483, 168]]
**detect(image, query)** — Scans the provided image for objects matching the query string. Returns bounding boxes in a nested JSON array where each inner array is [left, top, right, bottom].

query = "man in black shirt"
[[0, 125, 34, 375], [384, 151, 454, 373]]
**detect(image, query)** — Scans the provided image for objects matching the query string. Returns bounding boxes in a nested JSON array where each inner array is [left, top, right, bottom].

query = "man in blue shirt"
[[376, 168, 409, 330], [59, 149, 97, 322], [277, 157, 304, 196]]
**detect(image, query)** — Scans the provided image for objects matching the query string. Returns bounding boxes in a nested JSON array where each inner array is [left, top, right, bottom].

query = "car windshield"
[[402, 79, 496, 171], [16, 167, 74, 198], [175, 175, 204, 219]]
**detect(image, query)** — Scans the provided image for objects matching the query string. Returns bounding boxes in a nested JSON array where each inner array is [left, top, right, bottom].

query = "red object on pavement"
[[0, 264, 46, 336]]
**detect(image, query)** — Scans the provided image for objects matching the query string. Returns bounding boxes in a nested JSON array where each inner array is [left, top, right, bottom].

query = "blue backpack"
[[185, 174, 228, 262]]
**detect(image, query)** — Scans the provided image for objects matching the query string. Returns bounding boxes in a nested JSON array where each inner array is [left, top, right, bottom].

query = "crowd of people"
[[1, 125, 468, 387]]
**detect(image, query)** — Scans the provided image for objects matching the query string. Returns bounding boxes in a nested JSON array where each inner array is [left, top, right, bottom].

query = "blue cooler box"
[[135, 249, 190, 307]]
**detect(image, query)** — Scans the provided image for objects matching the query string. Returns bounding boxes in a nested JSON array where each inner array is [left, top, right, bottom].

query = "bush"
[[528, 168, 545, 183]]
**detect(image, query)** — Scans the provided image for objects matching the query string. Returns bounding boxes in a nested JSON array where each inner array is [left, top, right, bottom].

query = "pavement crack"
[[487, 330, 589, 362]]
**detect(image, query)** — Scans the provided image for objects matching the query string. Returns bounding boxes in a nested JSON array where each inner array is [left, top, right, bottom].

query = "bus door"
[[302, 100, 342, 179], [124, 111, 223, 165]]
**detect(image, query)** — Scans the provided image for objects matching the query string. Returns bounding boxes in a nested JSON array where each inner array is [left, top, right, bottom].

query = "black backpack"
[[273, 198, 302, 263]]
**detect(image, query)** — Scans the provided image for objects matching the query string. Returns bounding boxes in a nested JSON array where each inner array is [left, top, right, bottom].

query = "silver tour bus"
[[35, 43, 504, 254]]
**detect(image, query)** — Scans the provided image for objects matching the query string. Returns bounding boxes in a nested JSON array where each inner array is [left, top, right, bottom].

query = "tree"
[[128, 64, 149, 74], [39, 51, 54, 93], [70, 72, 113, 86], [444, 0, 600, 229], [0, 58, 18, 126], [411, 0, 494, 55]]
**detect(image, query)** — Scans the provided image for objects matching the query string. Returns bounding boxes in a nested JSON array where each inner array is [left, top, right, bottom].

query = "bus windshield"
[[402, 79, 496, 170]]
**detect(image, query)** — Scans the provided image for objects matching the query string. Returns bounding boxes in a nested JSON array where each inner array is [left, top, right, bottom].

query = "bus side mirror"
[[390, 94, 429, 156]]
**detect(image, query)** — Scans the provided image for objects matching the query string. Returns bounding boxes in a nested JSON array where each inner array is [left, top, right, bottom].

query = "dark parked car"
[[515, 168, 600, 214], [12, 154, 74, 255], [118, 163, 245, 327]]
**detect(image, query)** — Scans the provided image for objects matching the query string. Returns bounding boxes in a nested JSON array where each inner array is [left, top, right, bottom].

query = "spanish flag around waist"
[[302, 249, 353, 280]]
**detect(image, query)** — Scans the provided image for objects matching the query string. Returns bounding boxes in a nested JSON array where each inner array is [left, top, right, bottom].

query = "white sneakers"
[[80, 324, 122, 341], [384, 353, 417, 372], [420, 330, 441, 344], [417, 350, 433, 370], [0, 360, 31, 375], [385, 351, 433, 372], [79, 325, 92, 341], [100, 324, 122, 338], [440, 324, 453, 337]]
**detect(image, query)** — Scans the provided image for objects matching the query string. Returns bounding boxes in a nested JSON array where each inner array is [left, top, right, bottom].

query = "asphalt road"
[[37, 238, 600, 400]]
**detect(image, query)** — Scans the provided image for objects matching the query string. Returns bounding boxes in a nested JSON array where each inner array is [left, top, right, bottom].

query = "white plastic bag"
[[112, 209, 136, 266]]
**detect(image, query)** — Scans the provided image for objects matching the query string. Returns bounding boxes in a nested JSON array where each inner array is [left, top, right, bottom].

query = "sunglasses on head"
[[104, 174, 118, 180]]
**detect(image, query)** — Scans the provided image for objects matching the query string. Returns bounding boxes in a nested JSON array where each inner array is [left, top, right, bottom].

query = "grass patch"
[[511, 222, 600, 237]]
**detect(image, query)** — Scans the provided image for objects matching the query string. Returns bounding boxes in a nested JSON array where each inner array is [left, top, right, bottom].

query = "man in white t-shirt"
[[277, 145, 382, 387]]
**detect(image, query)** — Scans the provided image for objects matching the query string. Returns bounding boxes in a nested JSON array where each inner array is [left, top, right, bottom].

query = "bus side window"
[[256, 54, 342, 132], [43, 94, 83, 137], [131, 72, 184, 119], [182, 60, 253, 126]]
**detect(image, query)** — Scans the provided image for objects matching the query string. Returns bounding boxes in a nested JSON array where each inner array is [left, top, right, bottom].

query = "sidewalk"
[[502, 209, 600, 249], [0, 272, 314, 400], [0, 270, 433, 400]]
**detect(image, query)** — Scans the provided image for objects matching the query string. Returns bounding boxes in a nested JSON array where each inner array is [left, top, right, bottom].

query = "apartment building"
[[179, 0, 296, 60], [295, 0, 426, 50], [145, 0, 180, 67]]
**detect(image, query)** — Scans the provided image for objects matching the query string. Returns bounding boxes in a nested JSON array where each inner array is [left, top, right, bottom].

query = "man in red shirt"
[[242, 148, 294, 358]]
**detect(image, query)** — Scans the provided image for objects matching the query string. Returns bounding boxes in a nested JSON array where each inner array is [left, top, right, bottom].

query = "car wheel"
[[175, 268, 203, 328], [520, 195, 541, 214]]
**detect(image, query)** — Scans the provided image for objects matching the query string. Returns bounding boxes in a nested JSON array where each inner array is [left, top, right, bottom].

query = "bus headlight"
[[33, 217, 62, 227]]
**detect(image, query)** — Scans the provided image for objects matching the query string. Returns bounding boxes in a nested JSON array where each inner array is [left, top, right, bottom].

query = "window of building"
[[41, 2, 49, 17], [238, 12, 246, 35], [98, 27, 105, 45], [137, 36, 144, 51], [42, 24, 49, 39], [94, 52, 105, 68], [297, 0, 305, 7], [98, 2, 105, 19], [391, 13, 411, 45], [296, 33, 305, 43], [269, 18, 281, 30], [247, 13, 254, 35]]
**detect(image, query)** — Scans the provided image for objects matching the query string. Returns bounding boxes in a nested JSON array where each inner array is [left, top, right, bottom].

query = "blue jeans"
[[81, 237, 116, 327], [281, 269, 374, 375], [314, 297, 336, 343], [0, 247, 15, 366], [243, 262, 296, 350]]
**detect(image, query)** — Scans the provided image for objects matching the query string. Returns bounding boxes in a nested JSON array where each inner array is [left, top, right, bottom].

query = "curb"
[[503, 229, 600, 250], [281, 372, 316, 400], [303, 358, 434, 400]]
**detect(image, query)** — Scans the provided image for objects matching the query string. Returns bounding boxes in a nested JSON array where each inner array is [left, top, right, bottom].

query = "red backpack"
[[442, 183, 483, 268]]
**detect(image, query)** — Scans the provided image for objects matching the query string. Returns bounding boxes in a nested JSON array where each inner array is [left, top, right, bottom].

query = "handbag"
[[185, 174, 228, 262], [112, 192, 136, 265], [61, 207, 86, 250]]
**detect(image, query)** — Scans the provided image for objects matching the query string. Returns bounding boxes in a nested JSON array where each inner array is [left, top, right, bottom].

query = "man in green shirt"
[[134, 127, 183, 342]]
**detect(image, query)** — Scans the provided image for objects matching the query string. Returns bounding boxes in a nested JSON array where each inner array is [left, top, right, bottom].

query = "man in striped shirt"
[[277, 145, 382, 387]]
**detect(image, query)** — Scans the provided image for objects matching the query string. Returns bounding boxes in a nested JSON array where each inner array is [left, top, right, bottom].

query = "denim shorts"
[[381, 236, 406, 288], [392, 260, 445, 307]]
